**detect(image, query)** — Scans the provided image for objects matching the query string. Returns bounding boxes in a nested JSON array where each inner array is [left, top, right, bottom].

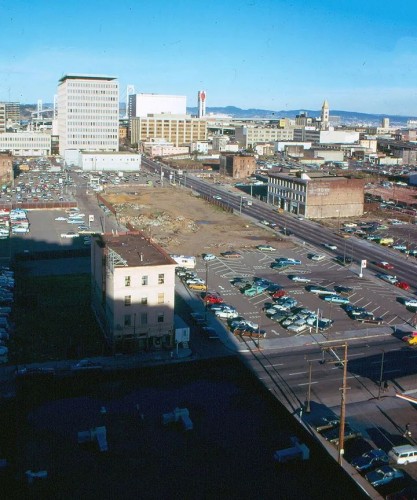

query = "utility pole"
[[377, 350, 385, 400], [306, 361, 312, 413], [338, 343, 349, 465]]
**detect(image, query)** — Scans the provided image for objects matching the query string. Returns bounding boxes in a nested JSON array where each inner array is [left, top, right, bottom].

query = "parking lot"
[[181, 243, 416, 344]]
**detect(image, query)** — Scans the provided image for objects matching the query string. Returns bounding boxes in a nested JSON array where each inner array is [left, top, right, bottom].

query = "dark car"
[[220, 251, 242, 259], [334, 285, 353, 295], [335, 255, 353, 265], [322, 424, 361, 445], [310, 415, 340, 433], [365, 465, 405, 488], [351, 449, 389, 472]]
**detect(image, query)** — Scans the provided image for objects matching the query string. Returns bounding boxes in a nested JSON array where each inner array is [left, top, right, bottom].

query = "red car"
[[203, 294, 224, 304], [395, 281, 410, 291], [376, 261, 394, 270], [271, 289, 286, 299]]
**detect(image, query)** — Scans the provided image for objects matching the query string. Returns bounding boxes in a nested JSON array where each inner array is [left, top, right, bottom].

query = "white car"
[[55, 216, 67, 221], [202, 253, 216, 261], [323, 243, 337, 250], [215, 309, 239, 319], [185, 278, 205, 285], [288, 275, 311, 283], [310, 254, 326, 261], [377, 274, 398, 285], [403, 298, 417, 308], [61, 232, 79, 239]]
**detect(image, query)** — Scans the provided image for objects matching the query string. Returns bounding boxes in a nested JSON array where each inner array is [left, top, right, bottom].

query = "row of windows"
[[124, 293, 165, 306], [124, 312, 165, 326], [68, 135, 118, 139], [68, 122, 117, 127], [67, 82, 118, 89], [68, 89, 118, 95], [125, 274, 164, 286]]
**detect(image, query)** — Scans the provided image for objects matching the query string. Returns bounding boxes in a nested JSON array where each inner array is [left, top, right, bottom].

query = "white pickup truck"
[[61, 232, 79, 239]]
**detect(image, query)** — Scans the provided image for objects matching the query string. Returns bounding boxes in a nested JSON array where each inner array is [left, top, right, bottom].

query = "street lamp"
[[377, 350, 385, 400], [305, 361, 313, 413]]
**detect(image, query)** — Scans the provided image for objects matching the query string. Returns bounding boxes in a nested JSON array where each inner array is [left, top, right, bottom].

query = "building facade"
[[234, 125, 294, 149], [268, 172, 364, 218], [0, 104, 5, 133], [77, 151, 141, 171], [130, 114, 207, 147], [0, 152, 13, 186], [0, 132, 51, 156], [57, 74, 119, 155], [91, 232, 177, 351], [219, 153, 257, 179], [128, 93, 186, 119]]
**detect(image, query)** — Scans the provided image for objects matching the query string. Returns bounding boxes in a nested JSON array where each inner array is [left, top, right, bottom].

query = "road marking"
[[384, 369, 402, 374], [289, 371, 307, 376], [264, 363, 284, 368], [298, 381, 319, 387]]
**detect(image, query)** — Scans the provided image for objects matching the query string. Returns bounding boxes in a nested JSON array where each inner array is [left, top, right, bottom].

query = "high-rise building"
[[128, 93, 186, 119], [57, 74, 119, 155], [5, 102, 20, 126], [197, 90, 206, 118]]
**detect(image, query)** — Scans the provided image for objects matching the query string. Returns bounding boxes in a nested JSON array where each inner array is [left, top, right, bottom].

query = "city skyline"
[[2, 0, 417, 115]]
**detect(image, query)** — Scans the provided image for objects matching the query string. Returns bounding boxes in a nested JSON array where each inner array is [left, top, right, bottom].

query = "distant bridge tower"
[[37, 99, 43, 119], [125, 84, 135, 119], [198, 90, 206, 118]]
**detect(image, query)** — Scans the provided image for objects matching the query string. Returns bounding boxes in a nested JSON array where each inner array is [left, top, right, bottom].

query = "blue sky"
[[1, 0, 417, 115]]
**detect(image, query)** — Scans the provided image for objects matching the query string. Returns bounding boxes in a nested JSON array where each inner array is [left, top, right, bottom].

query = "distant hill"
[[186, 106, 416, 126], [20, 103, 416, 127]]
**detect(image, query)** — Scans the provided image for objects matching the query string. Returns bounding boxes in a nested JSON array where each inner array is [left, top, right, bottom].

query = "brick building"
[[219, 153, 256, 179], [268, 172, 364, 219]]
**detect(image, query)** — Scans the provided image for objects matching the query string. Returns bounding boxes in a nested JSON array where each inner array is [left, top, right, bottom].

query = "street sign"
[[361, 259, 367, 268], [89, 215, 95, 222]]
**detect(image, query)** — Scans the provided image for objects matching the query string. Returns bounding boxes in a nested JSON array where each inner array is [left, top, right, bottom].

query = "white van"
[[389, 445, 417, 465]]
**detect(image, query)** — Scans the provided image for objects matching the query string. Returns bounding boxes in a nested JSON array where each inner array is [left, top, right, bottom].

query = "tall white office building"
[[197, 90, 206, 118], [128, 93, 186, 119], [57, 74, 119, 155]]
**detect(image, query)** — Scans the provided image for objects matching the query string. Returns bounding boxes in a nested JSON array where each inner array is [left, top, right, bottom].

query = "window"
[[142, 275, 148, 286], [141, 312, 148, 325], [124, 295, 131, 306], [124, 314, 131, 326], [158, 273, 165, 284], [157, 313, 164, 323], [141, 297, 148, 305], [157, 292, 164, 304], [125, 276, 131, 287]]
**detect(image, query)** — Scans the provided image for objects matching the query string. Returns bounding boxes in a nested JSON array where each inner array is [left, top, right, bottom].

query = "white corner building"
[[91, 231, 177, 351], [57, 74, 119, 156]]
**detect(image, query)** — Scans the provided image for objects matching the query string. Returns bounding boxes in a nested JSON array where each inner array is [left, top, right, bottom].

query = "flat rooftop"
[[58, 74, 117, 83], [99, 231, 176, 267]]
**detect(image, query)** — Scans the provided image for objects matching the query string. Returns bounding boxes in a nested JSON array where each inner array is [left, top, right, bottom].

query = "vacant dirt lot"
[[104, 185, 289, 255]]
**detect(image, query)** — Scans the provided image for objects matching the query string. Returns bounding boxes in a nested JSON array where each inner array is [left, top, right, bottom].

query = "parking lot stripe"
[[289, 371, 307, 376]]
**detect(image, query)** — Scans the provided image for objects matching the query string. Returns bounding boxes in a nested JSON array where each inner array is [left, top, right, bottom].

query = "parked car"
[[395, 281, 410, 291], [257, 244, 276, 251], [351, 449, 390, 472], [215, 309, 239, 319], [310, 415, 340, 433], [202, 253, 216, 261], [288, 275, 311, 283], [322, 424, 361, 445], [334, 285, 353, 295], [377, 274, 398, 285], [220, 251, 242, 259], [402, 332, 417, 345], [365, 466, 405, 488], [400, 298, 417, 308], [335, 255, 353, 265], [275, 258, 302, 265], [323, 243, 337, 250], [203, 294, 224, 305], [60, 231, 79, 239], [310, 253, 326, 261], [188, 283, 207, 291], [323, 295, 350, 305]]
